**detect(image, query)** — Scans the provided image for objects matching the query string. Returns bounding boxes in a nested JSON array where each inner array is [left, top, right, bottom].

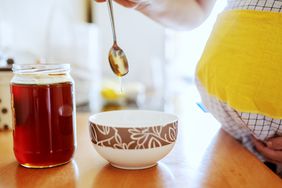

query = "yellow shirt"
[[196, 10, 282, 119]]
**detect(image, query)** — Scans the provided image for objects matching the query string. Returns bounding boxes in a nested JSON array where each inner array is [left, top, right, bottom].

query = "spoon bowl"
[[109, 42, 129, 77]]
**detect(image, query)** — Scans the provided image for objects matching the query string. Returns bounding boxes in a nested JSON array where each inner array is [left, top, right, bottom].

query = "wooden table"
[[1, 86, 282, 188]]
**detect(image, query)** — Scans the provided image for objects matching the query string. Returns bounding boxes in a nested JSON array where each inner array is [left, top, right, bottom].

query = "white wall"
[[0, 0, 88, 59], [0, 0, 101, 105]]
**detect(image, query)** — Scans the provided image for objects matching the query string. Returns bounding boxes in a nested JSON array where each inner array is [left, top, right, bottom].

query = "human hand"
[[95, 0, 214, 30], [252, 136, 282, 166], [95, 0, 151, 9]]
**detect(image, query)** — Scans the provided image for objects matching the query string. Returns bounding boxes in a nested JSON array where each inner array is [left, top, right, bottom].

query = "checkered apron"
[[196, 0, 282, 176]]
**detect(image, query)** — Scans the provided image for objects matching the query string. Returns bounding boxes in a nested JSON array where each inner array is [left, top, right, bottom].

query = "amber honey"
[[10, 64, 76, 168], [11, 82, 75, 168]]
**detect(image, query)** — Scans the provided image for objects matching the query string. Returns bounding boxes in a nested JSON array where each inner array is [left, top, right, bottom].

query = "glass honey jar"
[[10, 64, 76, 168]]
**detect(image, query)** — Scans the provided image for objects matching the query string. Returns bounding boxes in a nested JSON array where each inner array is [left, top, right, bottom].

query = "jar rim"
[[12, 64, 70, 74]]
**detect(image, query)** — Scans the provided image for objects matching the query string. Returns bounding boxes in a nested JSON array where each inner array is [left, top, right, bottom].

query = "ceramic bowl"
[[89, 110, 178, 170]]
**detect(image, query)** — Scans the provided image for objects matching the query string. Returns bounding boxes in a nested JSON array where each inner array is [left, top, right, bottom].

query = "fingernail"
[[266, 141, 272, 147]]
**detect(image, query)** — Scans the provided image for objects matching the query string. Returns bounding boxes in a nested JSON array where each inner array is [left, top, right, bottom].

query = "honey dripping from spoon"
[[107, 0, 129, 77], [108, 42, 129, 77]]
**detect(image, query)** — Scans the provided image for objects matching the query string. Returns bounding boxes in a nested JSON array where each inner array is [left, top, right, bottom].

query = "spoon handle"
[[107, 0, 117, 43]]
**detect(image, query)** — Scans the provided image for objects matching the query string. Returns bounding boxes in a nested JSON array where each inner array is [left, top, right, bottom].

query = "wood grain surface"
[[0, 113, 282, 188], [1, 86, 282, 187]]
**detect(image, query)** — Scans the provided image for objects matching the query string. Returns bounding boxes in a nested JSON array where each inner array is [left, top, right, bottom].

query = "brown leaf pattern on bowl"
[[89, 121, 178, 149]]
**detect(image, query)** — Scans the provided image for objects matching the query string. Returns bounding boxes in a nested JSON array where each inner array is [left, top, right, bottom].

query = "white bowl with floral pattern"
[[89, 110, 178, 170]]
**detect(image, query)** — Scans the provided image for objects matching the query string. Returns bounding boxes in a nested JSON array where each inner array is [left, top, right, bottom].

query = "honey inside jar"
[[11, 64, 76, 168], [12, 82, 75, 168]]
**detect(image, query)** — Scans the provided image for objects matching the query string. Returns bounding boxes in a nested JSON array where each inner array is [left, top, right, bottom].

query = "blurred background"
[[0, 0, 226, 113]]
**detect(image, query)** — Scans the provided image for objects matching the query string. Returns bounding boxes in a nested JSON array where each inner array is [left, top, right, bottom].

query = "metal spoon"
[[107, 0, 129, 77]]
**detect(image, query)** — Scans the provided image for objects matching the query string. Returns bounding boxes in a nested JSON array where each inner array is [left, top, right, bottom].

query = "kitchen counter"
[[0, 86, 281, 188]]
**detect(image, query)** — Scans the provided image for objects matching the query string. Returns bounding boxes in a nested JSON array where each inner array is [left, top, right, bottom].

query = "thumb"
[[266, 136, 282, 150]]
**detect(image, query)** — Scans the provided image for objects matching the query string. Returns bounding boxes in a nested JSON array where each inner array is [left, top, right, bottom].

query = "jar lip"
[[12, 64, 70, 74]]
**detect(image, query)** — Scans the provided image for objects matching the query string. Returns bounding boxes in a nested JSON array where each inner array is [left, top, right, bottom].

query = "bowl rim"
[[88, 110, 178, 128]]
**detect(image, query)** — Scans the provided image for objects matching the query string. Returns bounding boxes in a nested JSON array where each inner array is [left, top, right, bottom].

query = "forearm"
[[137, 0, 217, 30]]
